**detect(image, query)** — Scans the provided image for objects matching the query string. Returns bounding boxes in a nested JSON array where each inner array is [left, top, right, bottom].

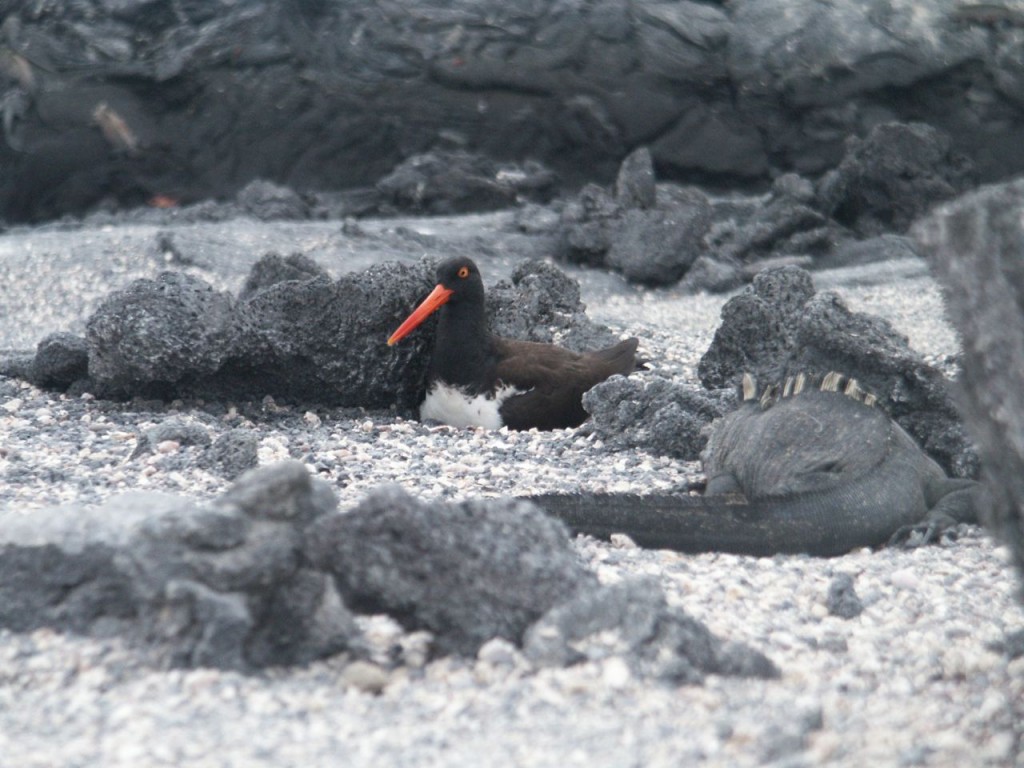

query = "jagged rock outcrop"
[[2, 1, 1021, 222]]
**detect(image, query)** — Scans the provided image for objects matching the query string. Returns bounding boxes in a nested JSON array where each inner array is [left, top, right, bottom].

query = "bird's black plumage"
[[388, 257, 642, 430]]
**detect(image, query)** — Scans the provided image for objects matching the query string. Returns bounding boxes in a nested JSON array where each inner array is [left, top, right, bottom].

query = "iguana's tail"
[[527, 484, 927, 558]]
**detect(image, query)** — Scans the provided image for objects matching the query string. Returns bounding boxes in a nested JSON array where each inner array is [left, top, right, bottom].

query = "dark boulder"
[[86, 272, 261, 399], [523, 577, 779, 684], [238, 252, 330, 301], [816, 122, 977, 237], [487, 258, 624, 353], [556, 149, 713, 286], [306, 485, 595, 656], [915, 178, 1024, 592], [30, 332, 90, 389], [0, 461, 357, 669], [376, 151, 556, 215], [582, 375, 734, 460]]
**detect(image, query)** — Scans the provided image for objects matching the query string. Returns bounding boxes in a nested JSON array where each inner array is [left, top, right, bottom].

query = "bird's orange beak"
[[387, 284, 454, 345]]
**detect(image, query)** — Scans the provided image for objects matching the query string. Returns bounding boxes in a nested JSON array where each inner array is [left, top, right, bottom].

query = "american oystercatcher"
[[387, 257, 642, 430]]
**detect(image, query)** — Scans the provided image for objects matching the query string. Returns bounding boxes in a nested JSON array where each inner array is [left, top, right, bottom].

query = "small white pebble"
[[890, 568, 920, 590], [601, 657, 632, 689]]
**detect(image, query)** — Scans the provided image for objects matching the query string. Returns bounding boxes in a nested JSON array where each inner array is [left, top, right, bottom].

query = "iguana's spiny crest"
[[740, 370, 877, 411]]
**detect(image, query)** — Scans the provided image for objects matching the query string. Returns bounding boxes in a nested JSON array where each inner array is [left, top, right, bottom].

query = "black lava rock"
[[523, 577, 779, 684], [698, 266, 816, 389], [86, 271, 260, 398], [916, 178, 1024, 594], [615, 146, 657, 210], [0, 461, 357, 670], [203, 428, 260, 480], [709, 173, 841, 269], [306, 485, 596, 656], [816, 122, 976, 237], [238, 252, 330, 300], [30, 332, 89, 389], [604, 188, 713, 286], [582, 375, 734, 460], [487, 258, 624, 353], [235, 179, 312, 221], [556, 151, 713, 286], [376, 150, 556, 215], [826, 573, 864, 619]]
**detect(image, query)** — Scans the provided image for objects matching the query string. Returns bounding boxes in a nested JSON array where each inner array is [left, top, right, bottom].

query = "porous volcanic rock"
[[523, 577, 779, 684], [0, 461, 358, 670], [582, 376, 734, 460], [915, 177, 1024, 590], [73, 253, 622, 413], [816, 122, 977, 237], [305, 485, 596, 657]]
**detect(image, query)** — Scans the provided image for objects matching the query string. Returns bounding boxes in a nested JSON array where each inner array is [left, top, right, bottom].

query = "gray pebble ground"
[[0, 218, 1022, 767]]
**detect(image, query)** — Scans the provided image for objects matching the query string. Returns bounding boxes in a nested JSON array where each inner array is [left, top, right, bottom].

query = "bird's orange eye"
[[457, 266, 470, 278]]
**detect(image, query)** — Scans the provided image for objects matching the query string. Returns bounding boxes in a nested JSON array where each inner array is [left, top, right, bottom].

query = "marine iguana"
[[530, 372, 983, 557]]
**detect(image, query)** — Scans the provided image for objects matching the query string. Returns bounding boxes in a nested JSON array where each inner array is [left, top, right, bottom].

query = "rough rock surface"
[[60, 253, 619, 412], [915, 178, 1024, 590], [582, 375, 734, 460], [85, 271, 260, 398], [238, 252, 330, 301], [816, 122, 977, 237], [487, 258, 625, 353], [523, 577, 779, 684], [705, 173, 838, 274], [4, 1, 1021, 223], [306, 486, 596, 657], [0, 461, 357, 669], [556, 167, 714, 286], [29, 332, 90, 390], [698, 266, 976, 477], [556, 122, 973, 289], [375, 151, 556, 215], [826, 573, 865, 619]]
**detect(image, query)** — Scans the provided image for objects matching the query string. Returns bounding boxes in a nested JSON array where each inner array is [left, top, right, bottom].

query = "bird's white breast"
[[420, 381, 524, 429]]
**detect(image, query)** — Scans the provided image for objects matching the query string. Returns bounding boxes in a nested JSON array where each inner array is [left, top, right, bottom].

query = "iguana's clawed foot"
[[887, 513, 959, 549]]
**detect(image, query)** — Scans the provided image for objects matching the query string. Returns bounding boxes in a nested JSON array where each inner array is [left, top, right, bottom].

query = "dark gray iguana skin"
[[530, 373, 982, 557]]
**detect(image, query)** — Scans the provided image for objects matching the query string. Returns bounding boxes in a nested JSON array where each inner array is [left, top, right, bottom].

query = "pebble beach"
[[0, 217, 1021, 767]]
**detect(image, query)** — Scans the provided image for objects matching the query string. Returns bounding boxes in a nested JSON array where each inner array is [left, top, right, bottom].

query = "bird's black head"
[[434, 256, 484, 303], [387, 256, 487, 346]]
